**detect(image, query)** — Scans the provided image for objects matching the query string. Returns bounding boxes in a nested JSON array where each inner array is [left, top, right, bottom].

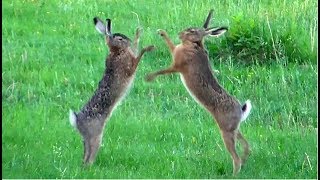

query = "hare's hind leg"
[[221, 130, 241, 176], [236, 131, 250, 164], [82, 139, 90, 165], [85, 134, 102, 164], [83, 134, 103, 165]]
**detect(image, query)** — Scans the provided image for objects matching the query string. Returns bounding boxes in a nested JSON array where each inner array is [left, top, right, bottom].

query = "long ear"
[[206, 27, 228, 37], [203, 9, 214, 29], [106, 18, 112, 36], [93, 17, 106, 35]]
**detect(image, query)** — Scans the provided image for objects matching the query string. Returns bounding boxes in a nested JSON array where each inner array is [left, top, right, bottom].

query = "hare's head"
[[94, 17, 131, 50], [179, 9, 228, 43]]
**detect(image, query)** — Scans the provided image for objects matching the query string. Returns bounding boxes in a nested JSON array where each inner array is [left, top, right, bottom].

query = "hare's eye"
[[189, 29, 195, 33], [118, 37, 123, 41]]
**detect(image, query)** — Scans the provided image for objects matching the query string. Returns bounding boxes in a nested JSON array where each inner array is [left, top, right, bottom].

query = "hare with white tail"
[[145, 9, 252, 175], [69, 17, 155, 165]]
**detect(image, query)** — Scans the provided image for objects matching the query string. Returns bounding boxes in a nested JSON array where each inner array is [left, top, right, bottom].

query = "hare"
[[145, 9, 252, 175], [69, 17, 155, 165]]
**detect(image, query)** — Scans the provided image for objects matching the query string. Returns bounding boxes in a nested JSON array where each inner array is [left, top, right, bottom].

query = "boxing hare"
[[70, 17, 154, 165], [145, 10, 252, 175]]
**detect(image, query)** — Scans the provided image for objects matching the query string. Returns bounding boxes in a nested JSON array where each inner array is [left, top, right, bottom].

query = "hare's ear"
[[93, 17, 106, 35], [203, 9, 214, 29], [206, 27, 228, 37], [106, 18, 112, 36]]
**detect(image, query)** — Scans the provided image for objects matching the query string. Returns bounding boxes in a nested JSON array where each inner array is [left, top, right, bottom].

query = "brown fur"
[[145, 10, 251, 175], [70, 18, 154, 165]]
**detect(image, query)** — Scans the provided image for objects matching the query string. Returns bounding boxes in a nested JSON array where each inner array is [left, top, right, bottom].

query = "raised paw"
[[135, 27, 143, 36], [145, 73, 156, 82], [144, 45, 156, 52], [157, 29, 167, 37]]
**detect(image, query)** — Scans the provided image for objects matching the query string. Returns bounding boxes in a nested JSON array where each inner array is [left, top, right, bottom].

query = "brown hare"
[[145, 9, 252, 175], [69, 17, 155, 165]]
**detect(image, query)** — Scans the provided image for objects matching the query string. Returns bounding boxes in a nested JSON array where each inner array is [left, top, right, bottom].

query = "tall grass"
[[2, 0, 318, 179], [205, 0, 318, 64]]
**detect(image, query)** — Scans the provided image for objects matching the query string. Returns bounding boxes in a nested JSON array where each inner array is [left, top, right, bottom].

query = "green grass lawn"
[[2, 0, 318, 179]]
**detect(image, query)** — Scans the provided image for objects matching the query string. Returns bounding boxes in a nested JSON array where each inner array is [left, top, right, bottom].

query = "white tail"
[[241, 100, 252, 122], [145, 9, 251, 175], [69, 109, 77, 128]]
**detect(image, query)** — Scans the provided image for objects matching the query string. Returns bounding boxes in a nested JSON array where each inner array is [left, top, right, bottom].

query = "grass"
[[2, 0, 318, 179]]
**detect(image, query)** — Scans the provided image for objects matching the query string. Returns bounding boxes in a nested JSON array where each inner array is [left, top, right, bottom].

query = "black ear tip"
[[93, 17, 99, 24], [106, 18, 111, 27], [217, 26, 228, 31]]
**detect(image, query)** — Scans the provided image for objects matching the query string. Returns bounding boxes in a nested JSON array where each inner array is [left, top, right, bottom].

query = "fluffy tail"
[[69, 109, 77, 128], [240, 100, 252, 122]]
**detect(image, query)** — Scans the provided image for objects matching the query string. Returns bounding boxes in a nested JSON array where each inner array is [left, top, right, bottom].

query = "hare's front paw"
[[157, 29, 167, 37], [135, 27, 143, 36], [145, 45, 156, 52], [145, 73, 156, 82]]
